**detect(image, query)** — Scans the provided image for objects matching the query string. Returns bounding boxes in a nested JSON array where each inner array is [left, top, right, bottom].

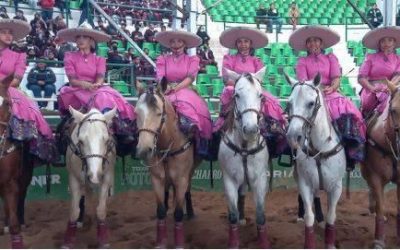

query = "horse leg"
[[300, 185, 316, 249], [223, 175, 240, 248], [62, 175, 82, 249], [251, 173, 270, 248], [238, 184, 246, 225], [185, 188, 194, 220], [172, 175, 189, 248], [370, 177, 386, 248], [77, 196, 85, 228], [368, 188, 376, 215], [325, 184, 342, 248], [297, 194, 305, 222], [5, 180, 24, 248], [17, 157, 34, 228], [96, 177, 112, 248], [3, 197, 10, 233], [150, 169, 167, 248], [314, 194, 324, 224]]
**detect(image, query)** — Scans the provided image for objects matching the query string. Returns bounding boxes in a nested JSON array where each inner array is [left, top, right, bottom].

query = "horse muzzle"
[[136, 146, 154, 160], [286, 130, 303, 150]]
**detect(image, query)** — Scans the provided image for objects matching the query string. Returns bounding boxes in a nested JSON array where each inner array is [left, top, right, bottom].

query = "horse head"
[[224, 67, 265, 142], [135, 80, 170, 160], [69, 107, 117, 184], [284, 73, 324, 149]]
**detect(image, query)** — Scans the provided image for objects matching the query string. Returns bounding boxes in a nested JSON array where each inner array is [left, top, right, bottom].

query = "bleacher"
[[204, 0, 376, 25]]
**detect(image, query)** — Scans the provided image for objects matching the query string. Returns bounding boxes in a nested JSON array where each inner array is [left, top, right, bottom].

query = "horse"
[[0, 74, 26, 248], [218, 68, 271, 248], [135, 81, 200, 248], [361, 79, 400, 248], [285, 73, 346, 248], [62, 107, 117, 249]]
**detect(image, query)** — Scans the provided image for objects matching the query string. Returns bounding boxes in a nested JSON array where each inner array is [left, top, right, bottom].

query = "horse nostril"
[[296, 135, 302, 143]]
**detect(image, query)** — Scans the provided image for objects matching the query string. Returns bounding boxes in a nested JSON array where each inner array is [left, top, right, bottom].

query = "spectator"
[[196, 25, 210, 46], [13, 0, 19, 13], [44, 47, 60, 67], [367, 3, 383, 28], [267, 3, 282, 33], [52, 14, 67, 34], [39, 0, 55, 23], [78, 0, 94, 27], [144, 24, 156, 43], [197, 43, 217, 73], [159, 25, 169, 54], [27, 45, 40, 61], [0, 7, 10, 19], [13, 10, 27, 22], [288, 2, 299, 31], [55, 0, 72, 19], [141, 48, 154, 76], [107, 41, 124, 65], [133, 56, 144, 77], [255, 4, 269, 32], [95, 19, 108, 34], [30, 12, 47, 30], [57, 41, 76, 61], [123, 48, 134, 63], [131, 24, 144, 48], [27, 58, 57, 108]]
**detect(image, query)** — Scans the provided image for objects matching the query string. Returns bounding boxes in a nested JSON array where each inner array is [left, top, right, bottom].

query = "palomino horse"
[[135, 82, 200, 248], [285, 74, 346, 248], [62, 107, 117, 248], [0, 74, 26, 248], [361, 80, 400, 248], [218, 68, 271, 248]]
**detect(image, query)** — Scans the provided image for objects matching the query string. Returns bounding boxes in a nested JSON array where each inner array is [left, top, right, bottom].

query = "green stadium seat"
[[213, 15, 224, 22], [279, 85, 292, 97], [340, 84, 355, 96], [309, 18, 319, 25], [112, 81, 130, 95], [225, 16, 234, 22], [341, 76, 350, 85], [212, 84, 224, 97], [97, 47, 109, 58], [264, 85, 278, 96], [197, 74, 210, 85], [206, 65, 219, 76], [319, 18, 329, 25], [142, 42, 155, 52], [69, 0, 80, 9]]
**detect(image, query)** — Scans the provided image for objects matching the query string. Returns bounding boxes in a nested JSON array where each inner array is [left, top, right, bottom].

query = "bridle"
[[222, 74, 266, 188], [287, 82, 343, 189], [137, 89, 192, 164], [68, 111, 115, 179]]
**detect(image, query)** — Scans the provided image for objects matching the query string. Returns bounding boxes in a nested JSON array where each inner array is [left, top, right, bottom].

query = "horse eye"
[[308, 101, 314, 108], [235, 93, 240, 99], [157, 112, 162, 117]]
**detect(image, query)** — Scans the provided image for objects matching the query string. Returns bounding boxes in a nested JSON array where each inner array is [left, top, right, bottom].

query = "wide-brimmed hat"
[[362, 26, 400, 50], [56, 22, 111, 43], [289, 25, 340, 51], [0, 19, 30, 41], [219, 27, 268, 49], [155, 30, 202, 48]]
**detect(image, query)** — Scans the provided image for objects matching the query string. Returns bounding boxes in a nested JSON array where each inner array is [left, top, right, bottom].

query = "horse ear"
[[103, 106, 117, 124], [158, 76, 168, 94], [135, 80, 146, 96], [283, 71, 297, 86], [69, 106, 84, 123], [224, 68, 241, 82], [385, 78, 398, 94], [253, 67, 266, 83], [313, 72, 321, 87]]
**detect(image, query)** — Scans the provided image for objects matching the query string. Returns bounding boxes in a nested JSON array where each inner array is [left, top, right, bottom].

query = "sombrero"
[[155, 30, 202, 48], [0, 19, 30, 41], [56, 22, 111, 43], [289, 25, 340, 51], [362, 26, 400, 50], [219, 27, 268, 49]]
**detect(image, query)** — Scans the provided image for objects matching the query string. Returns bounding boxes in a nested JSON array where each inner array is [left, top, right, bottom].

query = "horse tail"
[[346, 170, 351, 199], [268, 158, 273, 192]]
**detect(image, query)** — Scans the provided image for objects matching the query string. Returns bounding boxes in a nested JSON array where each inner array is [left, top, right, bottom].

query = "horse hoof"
[[185, 213, 195, 220], [325, 244, 336, 249], [296, 217, 304, 223], [98, 243, 110, 249], [77, 222, 83, 228], [155, 243, 167, 249], [373, 240, 385, 249], [317, 221, 325, 229], [238, 219, 246, 226], [3, 226, 9, 234], [11, 234, 24, 249]]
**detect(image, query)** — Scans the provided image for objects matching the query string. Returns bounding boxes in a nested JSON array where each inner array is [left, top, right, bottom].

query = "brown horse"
[[135, 81, 200, 248], [0, 74, 28, 248], [362, 79, 400, 248]]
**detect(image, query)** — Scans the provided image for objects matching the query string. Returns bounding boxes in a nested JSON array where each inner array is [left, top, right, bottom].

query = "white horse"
[[62, 107, 117, 249], [218, 68, 270, 248], [285, 74, 346, 248]]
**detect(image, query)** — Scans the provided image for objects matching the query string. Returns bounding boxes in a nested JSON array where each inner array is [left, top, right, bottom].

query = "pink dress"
[[296, 53, 366, 162], [214, 53, 287, 157], [156, 53, 212, 139], [58, 51, 136, 136], [358, 52, 400, 114], [0, 48, 58, 163]]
